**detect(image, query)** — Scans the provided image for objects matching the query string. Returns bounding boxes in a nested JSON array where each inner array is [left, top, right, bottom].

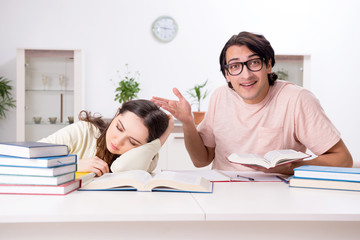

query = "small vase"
[[193, 111, 205, 125]]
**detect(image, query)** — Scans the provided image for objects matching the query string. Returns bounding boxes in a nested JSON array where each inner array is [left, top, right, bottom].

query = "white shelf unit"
[[16, 49, 83, 141], [274, 55, 311, 88]]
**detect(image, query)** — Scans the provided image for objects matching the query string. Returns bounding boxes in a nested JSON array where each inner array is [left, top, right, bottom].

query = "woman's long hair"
[[79, 99, 169, 167]]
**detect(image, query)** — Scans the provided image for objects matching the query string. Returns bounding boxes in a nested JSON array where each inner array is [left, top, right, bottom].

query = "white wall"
[[0, 0, 359, 165]]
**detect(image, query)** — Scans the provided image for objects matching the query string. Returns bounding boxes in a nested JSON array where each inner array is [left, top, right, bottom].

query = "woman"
[[39, 99, 173, 176]]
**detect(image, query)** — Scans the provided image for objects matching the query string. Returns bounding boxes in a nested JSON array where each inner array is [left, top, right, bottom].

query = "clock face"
[[152, 16, 178, 42]]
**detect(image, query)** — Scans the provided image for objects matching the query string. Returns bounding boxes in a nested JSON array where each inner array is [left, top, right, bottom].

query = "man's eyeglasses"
[[225, 58, 264, 76]]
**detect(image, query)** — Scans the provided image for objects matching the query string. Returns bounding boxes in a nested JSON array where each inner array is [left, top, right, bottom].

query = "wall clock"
[[152, 16, 178, 42]]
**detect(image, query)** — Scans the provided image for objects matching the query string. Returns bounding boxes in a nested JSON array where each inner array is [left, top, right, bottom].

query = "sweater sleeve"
[[38, 121, 98, 160], [110, 138, 161, 173]]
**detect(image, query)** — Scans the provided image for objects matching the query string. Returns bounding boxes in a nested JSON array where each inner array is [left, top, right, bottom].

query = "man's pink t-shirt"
[[197, 80, 341, 171]]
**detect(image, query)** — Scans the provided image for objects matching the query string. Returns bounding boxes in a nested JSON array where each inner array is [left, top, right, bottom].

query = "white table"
[[1, 182, 360, 240]]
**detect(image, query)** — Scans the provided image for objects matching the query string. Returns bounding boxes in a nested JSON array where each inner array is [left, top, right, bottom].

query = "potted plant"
[[113, 64, 140, 104], [186, 79, 209, 125], [0, 76, 16, 120]]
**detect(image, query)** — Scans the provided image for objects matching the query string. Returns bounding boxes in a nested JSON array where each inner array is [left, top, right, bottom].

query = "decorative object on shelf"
[[0, 76, 16, 120], [59, 75, 65, 90], [48, 117, 57, 124], [33, 116, 42, 124], [112, 64, 140, 105], [152, 16, 178, 43], [41, 74, 48, 90], [68, 116, 74, 124], [275, 68, 289, 80], [186, 79, 210, 125]]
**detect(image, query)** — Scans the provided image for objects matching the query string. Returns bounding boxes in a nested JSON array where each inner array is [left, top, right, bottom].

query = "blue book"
[[0, 142, 68, 158], [0, 172, 75, 186], [0, 163, 77, 177], [293, 165, 360, 182], [0, 154, 76, 168]]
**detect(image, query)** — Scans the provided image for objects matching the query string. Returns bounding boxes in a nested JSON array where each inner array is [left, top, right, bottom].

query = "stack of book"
[[289, 165, 360, 192], [0, 142, 80, 195]]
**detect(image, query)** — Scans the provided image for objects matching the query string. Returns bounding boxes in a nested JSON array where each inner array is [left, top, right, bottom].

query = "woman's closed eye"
[[129, 138, 139, 146], [117, 122, 141, 146], [116, 123, 123, 132]]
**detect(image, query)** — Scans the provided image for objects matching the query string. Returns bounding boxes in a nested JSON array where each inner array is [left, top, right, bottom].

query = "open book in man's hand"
[[79, 170, 213, 193], [227, 149, 311, 169]]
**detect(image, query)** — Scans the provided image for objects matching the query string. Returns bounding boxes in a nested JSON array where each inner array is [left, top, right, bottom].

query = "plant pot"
[[193, 111, 205, 125]]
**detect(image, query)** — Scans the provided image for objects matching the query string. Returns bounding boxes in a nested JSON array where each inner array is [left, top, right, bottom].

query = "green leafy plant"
[[275, 68, 289, 80], [113, 64, 140, 104], [186, 79, 209, 112], [0, 76, 16, 120]]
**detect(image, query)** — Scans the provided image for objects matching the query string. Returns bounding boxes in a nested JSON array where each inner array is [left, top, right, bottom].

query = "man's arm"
[[152, 88, 214, 167], [182, 120, 215, 167], [294, 139, 353, 168]]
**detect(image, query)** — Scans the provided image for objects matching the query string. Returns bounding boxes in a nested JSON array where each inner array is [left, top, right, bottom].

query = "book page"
[[80, 170, 152, 190], [162, 170, 231, 182], [153, 171, 202, 185], [264, 150, 309, 166], [146, 171, 212, 192], [227, 153, 270, 167]]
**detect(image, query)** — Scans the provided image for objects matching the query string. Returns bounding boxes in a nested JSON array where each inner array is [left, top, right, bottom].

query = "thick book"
[[79, 170, 213, 193], [0, 154, 76, 168], [0, 141, 68, 158], [227, 149, 311, 169], [293, 165, 360, 182], [0, 163, 77, 177], [289, 177, 360, 192], [0, 179, 80, 195], [0, 172, 75, 185]]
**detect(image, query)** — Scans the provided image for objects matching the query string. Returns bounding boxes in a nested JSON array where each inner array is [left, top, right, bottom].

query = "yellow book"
[[75, 172, 96, 187]]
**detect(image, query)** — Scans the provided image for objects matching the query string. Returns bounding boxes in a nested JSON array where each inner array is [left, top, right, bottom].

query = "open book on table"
[[227, 149, 311, 169], [79, 170, 213, 193]]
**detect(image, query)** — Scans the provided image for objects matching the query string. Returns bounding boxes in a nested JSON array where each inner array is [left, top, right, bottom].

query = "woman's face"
[[106, 111, 149, 155]]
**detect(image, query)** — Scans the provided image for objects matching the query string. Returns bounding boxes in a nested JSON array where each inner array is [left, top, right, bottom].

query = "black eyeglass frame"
[[225, 57, 265, 76]]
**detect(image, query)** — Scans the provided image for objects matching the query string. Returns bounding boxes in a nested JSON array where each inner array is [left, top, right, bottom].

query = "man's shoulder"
[[274, 80, 309, 97], [273, 80, 318, 107]]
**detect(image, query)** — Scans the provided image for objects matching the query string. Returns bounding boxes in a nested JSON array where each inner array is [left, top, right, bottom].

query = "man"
[[151, 31, 352, 175]]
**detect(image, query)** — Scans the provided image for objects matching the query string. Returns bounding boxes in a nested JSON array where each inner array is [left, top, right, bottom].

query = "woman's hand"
[[159, 114, 175, 146], [77, 156, 110, 176], [151, 88, 193, 125]]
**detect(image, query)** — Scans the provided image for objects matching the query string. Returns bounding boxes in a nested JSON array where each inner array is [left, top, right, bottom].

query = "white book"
[[0, 172, 75, 185], [227, 149, 311, 169], [0, 154, 76, 167], [0, 141, 68, 158], [0, 164, 77, 177]]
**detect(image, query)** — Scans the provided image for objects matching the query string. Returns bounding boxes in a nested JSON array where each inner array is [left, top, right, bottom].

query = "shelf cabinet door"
[[16, 49, 83, 141], [156, 133, 211, 171]]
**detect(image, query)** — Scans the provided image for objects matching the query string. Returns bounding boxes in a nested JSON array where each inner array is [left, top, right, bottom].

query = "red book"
[[0, 179, 80, 195]]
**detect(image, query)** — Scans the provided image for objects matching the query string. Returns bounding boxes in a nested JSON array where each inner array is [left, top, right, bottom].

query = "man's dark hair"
[[219, 31, 278, 87]]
